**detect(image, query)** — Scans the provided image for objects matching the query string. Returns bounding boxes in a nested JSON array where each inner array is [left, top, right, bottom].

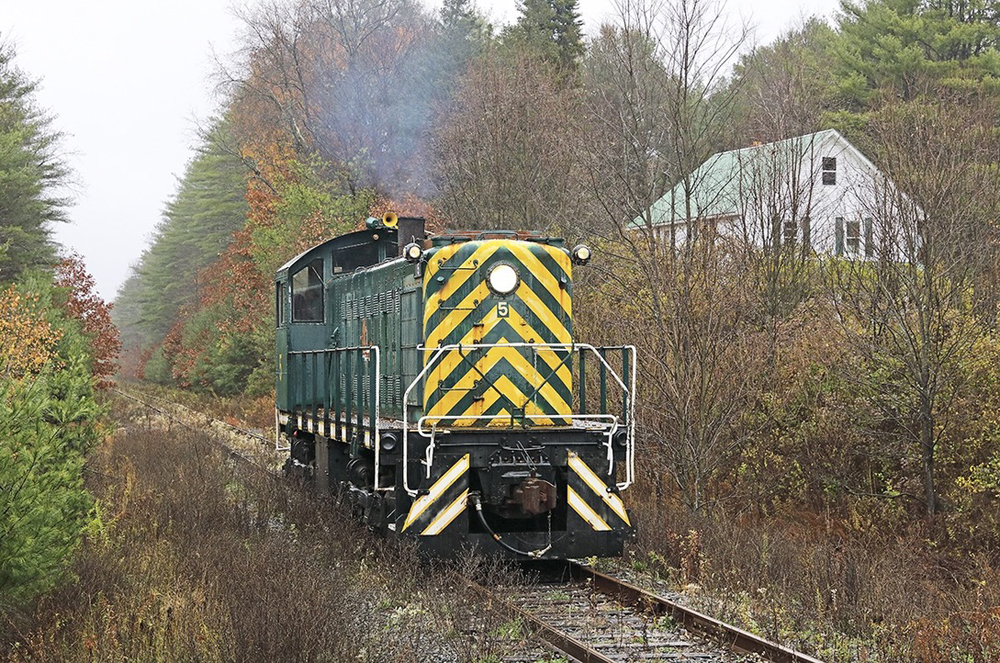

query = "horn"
[[382, 212, 398, 228]]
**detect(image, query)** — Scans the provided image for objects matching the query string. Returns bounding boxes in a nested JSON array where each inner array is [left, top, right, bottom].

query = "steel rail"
[[569, 562, 826, 663], [463, 578, 617, 663], [116, 389, 823, 663]]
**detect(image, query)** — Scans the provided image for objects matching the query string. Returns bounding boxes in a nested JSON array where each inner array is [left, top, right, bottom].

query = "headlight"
[[571, 244, 592, 265], [487, 263, 519, 295], [403, 242, 423, 263]]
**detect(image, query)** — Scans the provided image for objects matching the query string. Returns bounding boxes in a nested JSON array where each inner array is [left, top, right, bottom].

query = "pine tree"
[[116, 115, 249, 346], [0, 277, 105, 610], [0, 41, 68, 283], [438, 0, 492, 79], [551, 0, 585, 69], [837, 0, 1000, 107], [507, 0, 584, 72]]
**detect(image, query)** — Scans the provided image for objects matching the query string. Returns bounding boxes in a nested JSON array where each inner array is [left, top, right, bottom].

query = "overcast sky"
[[3, 0, 840, 301]]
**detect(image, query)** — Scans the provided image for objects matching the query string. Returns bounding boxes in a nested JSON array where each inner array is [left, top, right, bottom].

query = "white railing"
[[401, 342, 636, 497]]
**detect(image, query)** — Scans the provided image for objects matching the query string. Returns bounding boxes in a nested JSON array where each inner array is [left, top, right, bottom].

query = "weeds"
[[2, 395, 527, 662], [629, 495, 1000, 662]]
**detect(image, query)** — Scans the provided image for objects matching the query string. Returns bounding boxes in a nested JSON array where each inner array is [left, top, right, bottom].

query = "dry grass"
[[627, 494, 1000, 662], [123, 381, 276, 431], [2, 396, 530, 662]]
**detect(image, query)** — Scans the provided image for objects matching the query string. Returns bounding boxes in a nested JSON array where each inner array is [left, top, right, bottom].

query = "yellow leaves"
[[0, 286, 62, 380]]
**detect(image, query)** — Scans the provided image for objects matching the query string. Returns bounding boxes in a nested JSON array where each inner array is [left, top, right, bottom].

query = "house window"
[[846, 219, 861, 255], [292, 258, 324, 322], [835, 217, 845, 255], [822, 157, 837, 185]]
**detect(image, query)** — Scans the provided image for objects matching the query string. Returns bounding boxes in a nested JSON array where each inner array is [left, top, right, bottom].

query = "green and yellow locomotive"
[[275, 214, 635, 558]]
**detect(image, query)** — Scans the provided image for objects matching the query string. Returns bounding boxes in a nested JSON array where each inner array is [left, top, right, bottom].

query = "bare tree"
[[730, 135, 825, 361], [433, 52, 583, 231], [731, 18, 836, 144], [830, 94, 1000, 516], [219, 0, 440, 196], [577, 0, 758, 512]]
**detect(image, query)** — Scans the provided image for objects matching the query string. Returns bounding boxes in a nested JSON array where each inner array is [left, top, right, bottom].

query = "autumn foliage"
[[1, 269, 111, 614], [55, 255, 121, 388], [0, 287, 62, 380], [104, 0, 1000, 659]]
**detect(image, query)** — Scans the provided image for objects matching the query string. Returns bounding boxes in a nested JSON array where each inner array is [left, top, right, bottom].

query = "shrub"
[[0, 276, 107, 612]]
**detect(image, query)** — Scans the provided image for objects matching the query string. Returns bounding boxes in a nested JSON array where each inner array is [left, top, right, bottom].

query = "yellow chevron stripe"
[[431, 305, 565, 369], [503, 306, 572, 378], [424, 307, 572, 402], [422, 240, 574, 428], [422, 242, 474, 291], [424, 244, 503, 320], [517, 288, 572, 344], [421, 489, 469, 536], [424, 282, 492, 349], [567, 486, 612, 531], [568, 452, 631, 526], [424, 241, 572, 338], [474, 373, 556, 426], [424, 321, 481, 417], [425, 348, 571, 420], [426, 302, 570, 370], [424, 277, 568, 350], [402, 454, 470, 531], [505, 243, 572, 312], [425, 373, 553, 427], [464, 353, 569, 417]]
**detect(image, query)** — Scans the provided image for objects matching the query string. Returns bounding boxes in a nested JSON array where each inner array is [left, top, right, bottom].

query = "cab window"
[[334, 242, 378, 273], [276, 281, 287, 326], [292, 259, 324, 322]]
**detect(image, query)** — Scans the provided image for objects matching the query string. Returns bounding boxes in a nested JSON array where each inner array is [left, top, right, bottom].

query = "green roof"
[[639, 129, 843, 227]]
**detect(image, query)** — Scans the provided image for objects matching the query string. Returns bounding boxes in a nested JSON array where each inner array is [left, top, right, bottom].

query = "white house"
[[643, 129, 914, 260]]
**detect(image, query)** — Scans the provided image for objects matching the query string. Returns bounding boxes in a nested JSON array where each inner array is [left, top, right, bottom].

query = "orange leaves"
[[55, 255, 121, 389], [0, 287, 62, 380]]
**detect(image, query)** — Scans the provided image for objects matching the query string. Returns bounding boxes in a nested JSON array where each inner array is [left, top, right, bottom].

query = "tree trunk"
[[921, 414, 936, 516]]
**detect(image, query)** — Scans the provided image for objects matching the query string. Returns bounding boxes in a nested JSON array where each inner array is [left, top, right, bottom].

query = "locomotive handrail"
[[417, 413, 622, 482], [401, 342, 636, 496]]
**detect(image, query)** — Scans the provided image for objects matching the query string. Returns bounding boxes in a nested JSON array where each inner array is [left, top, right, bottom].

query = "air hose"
[[470, 493, 552, 559]]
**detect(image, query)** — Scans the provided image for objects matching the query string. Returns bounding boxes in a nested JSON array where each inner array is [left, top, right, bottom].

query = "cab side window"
[[276, 281, 287, 326], [292, 259, 324, 322]]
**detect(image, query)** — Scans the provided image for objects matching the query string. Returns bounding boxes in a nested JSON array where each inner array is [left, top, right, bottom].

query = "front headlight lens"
[[571, 244, 592, 265], [403, 242, 423, 263], [487, 263, 519, 295]]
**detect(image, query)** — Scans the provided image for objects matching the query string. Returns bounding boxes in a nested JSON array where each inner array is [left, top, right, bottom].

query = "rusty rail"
[[464, 578, 618, 663], [569, 562, 826, 663]]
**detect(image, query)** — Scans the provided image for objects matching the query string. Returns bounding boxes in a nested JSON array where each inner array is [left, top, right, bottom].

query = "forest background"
[[24, 0, 1000, 658]]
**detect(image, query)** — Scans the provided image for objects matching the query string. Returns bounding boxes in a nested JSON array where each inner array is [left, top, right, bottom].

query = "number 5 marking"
[[497, 301, 509, 318]]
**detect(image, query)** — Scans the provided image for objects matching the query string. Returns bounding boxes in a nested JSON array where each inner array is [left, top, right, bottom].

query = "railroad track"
[[113, 387, 824, 663], [469, 561, 824, 663], [113, 387, 279, 470]]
